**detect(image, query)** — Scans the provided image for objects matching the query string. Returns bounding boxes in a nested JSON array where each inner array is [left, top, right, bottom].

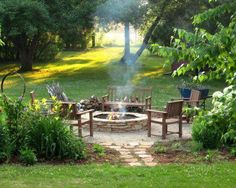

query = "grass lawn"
[[0, 47, 226, 107], [0, 163, 236, 188]]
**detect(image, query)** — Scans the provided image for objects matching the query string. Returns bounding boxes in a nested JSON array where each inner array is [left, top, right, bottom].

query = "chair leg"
[[147, 111, 151, 137], [179, 116, 182, 138], [162, 123, 167, 139], [78, 115, 82, 137], [89, 112, 93, 137]]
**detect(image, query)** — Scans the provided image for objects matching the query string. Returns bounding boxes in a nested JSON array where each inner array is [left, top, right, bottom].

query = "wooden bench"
[[102, 86, 152, 112]]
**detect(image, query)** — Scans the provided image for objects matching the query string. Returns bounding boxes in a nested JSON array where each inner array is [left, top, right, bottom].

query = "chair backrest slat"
[[166, 100, 183, 117], [189, 90, 201, 106], [107, 86, 152, 102]]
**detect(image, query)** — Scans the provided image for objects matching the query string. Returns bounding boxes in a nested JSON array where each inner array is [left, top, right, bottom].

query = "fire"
[[107, 112, 120, 120]]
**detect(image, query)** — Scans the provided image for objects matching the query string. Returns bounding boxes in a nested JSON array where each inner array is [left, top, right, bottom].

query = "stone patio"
[[82, 122, 191, 145]]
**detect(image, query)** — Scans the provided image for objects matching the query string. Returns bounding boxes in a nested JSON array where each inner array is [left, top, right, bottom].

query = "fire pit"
[[93, 112, 147, 132]]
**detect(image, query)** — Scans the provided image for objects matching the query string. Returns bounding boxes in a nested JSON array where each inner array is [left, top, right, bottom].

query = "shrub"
[[20, 148, 37, 165], [192, 85, 236, 149], [0, 101, 10, 162], [1, 95, 87, 162], [20, 112, 86, 160], [230, 147, 236, 157], [92, 144, 105, 157], [0, 124, 9, 163], [2, 96, 25, 154], [192, 115, 225, 149]]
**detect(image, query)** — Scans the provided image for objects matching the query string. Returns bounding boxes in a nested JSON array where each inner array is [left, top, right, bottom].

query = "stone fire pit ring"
[[92, 111, 148, 132]]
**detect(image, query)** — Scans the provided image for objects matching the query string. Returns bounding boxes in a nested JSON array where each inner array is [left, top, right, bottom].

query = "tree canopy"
[[0, 0, 102, 71], [151, 0, 236, 84]]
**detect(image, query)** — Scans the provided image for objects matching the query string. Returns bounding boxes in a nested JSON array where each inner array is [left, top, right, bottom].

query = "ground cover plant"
[[151, 140, 235, 164]]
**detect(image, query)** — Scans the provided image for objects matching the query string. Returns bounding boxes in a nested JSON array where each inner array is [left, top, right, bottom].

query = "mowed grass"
[[0, 47, 226, 107], [0, 163, 236, 188]]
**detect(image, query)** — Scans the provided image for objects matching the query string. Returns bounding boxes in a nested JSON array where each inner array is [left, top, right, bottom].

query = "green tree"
[[0, 0, 101, 71], [0, 0, 52, 71], [151, 0, 236, 84], [59, 0, 103, 50]]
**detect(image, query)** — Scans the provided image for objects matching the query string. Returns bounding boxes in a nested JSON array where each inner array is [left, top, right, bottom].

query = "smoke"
[[96, 0, 147, 113]]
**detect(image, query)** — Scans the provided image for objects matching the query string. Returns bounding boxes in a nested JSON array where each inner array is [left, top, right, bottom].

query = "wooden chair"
[[60, 102, 94, 137], [102, 86, 152, 112], [30, 91, 94, 137], [147, 100, 184, 139], [184, 89, 201, 107]]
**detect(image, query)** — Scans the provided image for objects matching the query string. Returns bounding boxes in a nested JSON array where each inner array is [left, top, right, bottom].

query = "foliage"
[[20, 112, 86, 160], [178, 79, 208, 90], [191, 141, 203, 152], [151, 1, 236, 84], [142, 0, 212, 46], [19, 148, 37, 166], [0, 124, 9, 163], [0, 95, 86, 162], [0, 0, 103, 70], [154, 145, 167, 153], [2, 96, 25, 154], [204, 150, 217, 163], [92, 144, 105, 157], [183, 106, 200, 121], [192, 85, 236, 149], [97, 0, 146, 28]]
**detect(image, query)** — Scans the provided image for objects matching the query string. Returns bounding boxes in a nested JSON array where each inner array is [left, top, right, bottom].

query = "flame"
[[107, 112, 120, 120]]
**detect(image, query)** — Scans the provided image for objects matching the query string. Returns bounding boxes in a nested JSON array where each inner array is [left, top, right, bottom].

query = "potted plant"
[[178, 80, 209, 99]]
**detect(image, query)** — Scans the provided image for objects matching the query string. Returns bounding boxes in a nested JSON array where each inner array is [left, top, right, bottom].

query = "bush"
[[0, 124, 9, 163], [0, 105, 10, 163], [192, 85, 236, 149], [20, 148, 37, 165], [1, 95, 87, 162], [192, 116, 225, 149], [20, 112, 86, 160]]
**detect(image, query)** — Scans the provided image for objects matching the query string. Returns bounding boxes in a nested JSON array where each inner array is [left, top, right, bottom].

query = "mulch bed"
[[148, 140, 236, 164]]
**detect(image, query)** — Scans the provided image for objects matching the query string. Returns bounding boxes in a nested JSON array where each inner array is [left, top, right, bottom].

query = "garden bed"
[[149, 140, 236, 164]]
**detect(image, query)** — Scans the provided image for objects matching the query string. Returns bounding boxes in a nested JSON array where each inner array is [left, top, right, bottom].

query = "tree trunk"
[[92, 32, 96, 48], [120, 22, 131, 64], [19, 48, 33, 72], [128, 1, 170, 64]]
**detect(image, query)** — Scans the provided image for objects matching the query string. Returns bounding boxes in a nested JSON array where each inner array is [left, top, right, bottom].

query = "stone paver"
[[145, 162, 157, 167], [138, 154, 152, 158], [81, 121, 191, 167], [129, 162, 142, 166], [101, 143, 158, 166]]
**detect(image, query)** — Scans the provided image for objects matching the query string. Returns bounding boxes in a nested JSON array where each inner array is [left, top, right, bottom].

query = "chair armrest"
[[171, 98, 184, 101], [145, 96, 152, 109], [146, 109, 167, 115], [76, 109, 94, 116], [146, 109, 167, 118], [102, 94, 109, 102], [61, 101, 77, 105], [145, 96, 152, 100], [185, 100, 199, 103]]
